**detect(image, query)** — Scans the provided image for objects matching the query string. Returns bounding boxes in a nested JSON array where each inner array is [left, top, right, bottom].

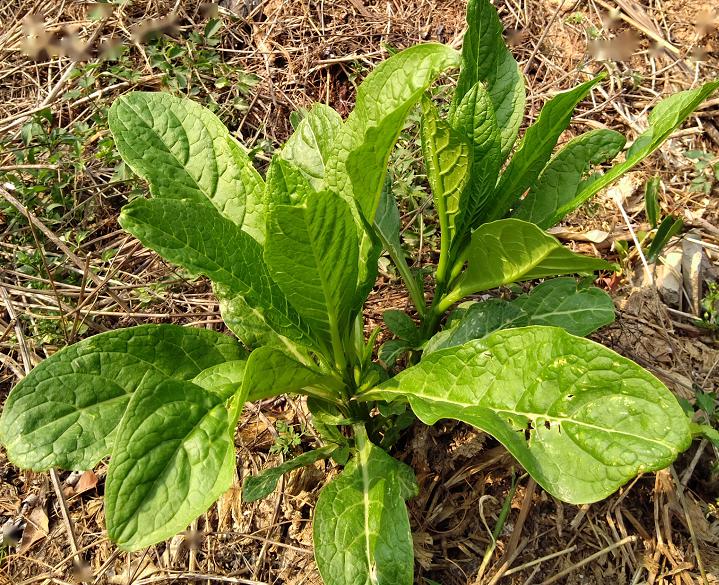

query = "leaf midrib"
[[378, 390, 677, 451]]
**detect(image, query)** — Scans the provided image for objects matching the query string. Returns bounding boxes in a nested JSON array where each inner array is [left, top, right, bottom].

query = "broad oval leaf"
[[511, 129, 626, 228], [325, 43, 460, 219], [364, 326, 692, 503], [192, 359, 247, 400], [109, 92, 265, 240], [447, 219, 613, 305], [105, 378, 237, 550], [243, 445, 336, 502], [488, 75, 604, 221], [313, 434, 418, 585], [120, 198, 317, 352], [452, 0, 525, 160], [0, 325, 244, 471], [264, 190, 359, 359], [548, 80, 719, 226], [281, 103, 343, 190]]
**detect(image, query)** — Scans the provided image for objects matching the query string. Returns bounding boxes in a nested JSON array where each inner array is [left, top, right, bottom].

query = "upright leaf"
[[644, 175, 661, 229], [488, 76, 604, 221], [363, 327, 691, 503], [281, 103, 343, 190], [452, 0, 525, 160], [421, 97, 473, 247], [547, 80, 719, 226], [511, 129, 626, 228], [120, 199, 316, 351], [446, 219, 613, 306], [325, 44, 460, 219], [265, 155, 316, 208], [0, 325, 244, 471], [264, 191, 359, 359], [105, 379, 237, 550], [450, 81, 502, 235], [109, 92, 265, 240], [314, 432, 417, 585]]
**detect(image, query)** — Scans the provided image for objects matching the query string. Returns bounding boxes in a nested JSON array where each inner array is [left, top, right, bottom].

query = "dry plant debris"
[[0, 0, 718, 583]]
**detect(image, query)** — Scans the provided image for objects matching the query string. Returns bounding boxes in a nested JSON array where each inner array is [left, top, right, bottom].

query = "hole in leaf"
[[544, 421, 551, 430]]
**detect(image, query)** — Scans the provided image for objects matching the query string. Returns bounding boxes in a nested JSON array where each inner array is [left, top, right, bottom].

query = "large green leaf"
[[264, 191, 359, 360], [281, 104, 343, 190], [325, 43, 460, 219], [109, 92, 265, 240], [452, 0, 525, 160], [450, 81, 502, 236], [243, 445, 336, 502], [0, 325, 243, 471], [105, 378, 237, 550], [120, 198, 317, 351], [421, 96, 473, 247], [446, 219, 613, 307], [265, 155, 316, 208], [364, 327, 691, 503], [242, 346, 327, 401], [192, 359, 247, 400], [512, 129, 626, 228], [313, 432, 417, 585], [487, 76, 604, 221], [547, 80, 719, 226]]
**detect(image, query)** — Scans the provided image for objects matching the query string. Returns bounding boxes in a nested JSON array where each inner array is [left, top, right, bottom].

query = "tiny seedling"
[[2, 1, 718, 583]]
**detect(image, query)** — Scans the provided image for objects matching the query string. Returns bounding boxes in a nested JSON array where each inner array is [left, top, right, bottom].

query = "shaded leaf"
[[264, 191, 359, 357], [421, 96, 473, 246], [450, 80, 502, 235], [243, 445, 336, 502]]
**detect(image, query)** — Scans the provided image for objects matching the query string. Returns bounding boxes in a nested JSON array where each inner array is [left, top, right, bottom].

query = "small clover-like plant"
[[2, 1, 717, 583]]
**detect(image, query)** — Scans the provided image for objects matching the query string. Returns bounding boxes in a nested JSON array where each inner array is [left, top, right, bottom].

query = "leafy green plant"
[[2, 1, 718, 583]]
